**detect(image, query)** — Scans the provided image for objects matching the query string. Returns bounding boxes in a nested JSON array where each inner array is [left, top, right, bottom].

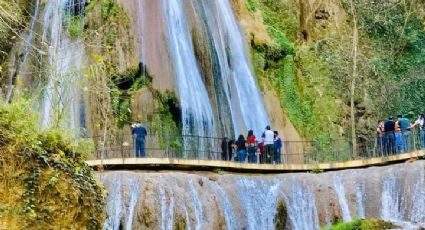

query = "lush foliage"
[[0, 100, 105, 229], [66, 16, 84, 39], [322, 219, 395, 230], [248, 0, 425, 144], [0, 0, 32, 60], [249, 0, 341, 146], [341, 0, 425, 118]]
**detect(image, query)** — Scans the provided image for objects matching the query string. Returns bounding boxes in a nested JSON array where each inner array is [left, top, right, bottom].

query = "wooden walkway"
[[86, 150, 425, 173]]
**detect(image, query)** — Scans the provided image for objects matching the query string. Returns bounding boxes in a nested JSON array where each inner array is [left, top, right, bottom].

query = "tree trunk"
[[299, 0, 309, 41], [349, 0, 358, 158]]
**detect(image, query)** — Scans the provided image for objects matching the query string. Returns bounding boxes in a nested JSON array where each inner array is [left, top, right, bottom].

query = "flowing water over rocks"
[[98, 161, 425, 229], [39, 0, 86, 133], [132, 0, 269, 140]]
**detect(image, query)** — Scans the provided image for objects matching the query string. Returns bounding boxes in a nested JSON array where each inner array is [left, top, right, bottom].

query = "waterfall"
[[355, 181, 366, 219], [6, 0, 40, 102], [411, 166, 425, 223], [162, 0, 216, 157], [212, 183, 239, 230], [102, 174, 123, 230], [98, 161, 425, 229], [333, 175, 352, 222], [159, 179, 175, 230], [284, 179, 320, 230], [125, 183, 140, 230], [198, 0, 269, 137], [381, 173, 403, 221], [189, 180, 204, 230], [101, 173, 141, 230], [235, 178, 280, 230], [39, 0, 86, 135]]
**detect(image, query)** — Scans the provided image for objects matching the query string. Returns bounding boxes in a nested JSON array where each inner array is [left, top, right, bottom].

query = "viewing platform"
[[86, 150, 425, 173], [86, 131, 425, 172]]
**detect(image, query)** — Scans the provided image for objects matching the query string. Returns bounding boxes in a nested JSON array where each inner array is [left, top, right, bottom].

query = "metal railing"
[[88, 128, 425, 165]]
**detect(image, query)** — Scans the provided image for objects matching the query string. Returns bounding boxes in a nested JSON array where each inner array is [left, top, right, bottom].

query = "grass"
[[322, 219, 396, 230]]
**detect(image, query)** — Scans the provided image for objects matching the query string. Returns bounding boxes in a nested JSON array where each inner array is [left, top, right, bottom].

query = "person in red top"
[[246, 130, 257, 163]]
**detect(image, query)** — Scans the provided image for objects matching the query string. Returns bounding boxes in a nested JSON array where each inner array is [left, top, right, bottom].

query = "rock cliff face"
[[98, 161, 425, 230]]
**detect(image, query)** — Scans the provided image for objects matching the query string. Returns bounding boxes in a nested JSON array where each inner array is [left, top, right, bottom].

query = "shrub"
[[0, 99, 105, 229]]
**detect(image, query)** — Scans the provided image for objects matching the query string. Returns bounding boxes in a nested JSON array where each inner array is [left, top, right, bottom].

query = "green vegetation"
[[110, 66, 152, 128], [247, 0, 425, 152], [322, 219, 396, 230], [66, 16, 84, 39], [246, 0, 257, 13], [274, 199, 288, 229], [249, 0, 341, 149], [310, 167, 324, 174], [0, 100, 105, 229], [0, 0, 32, 57]]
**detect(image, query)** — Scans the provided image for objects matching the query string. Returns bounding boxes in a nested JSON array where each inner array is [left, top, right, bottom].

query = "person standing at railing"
[[383, 116, 396, 156], [132, 123, 147, 158], [273, 131, 282, 164], [398, 114, 412, 152], [228, 139, 236, 161], [246, 130, 256, 163], [235, 135, 247, 162], [411, 113, 425, 149], [394, 116, 404, 153], [376, 120, 385, 156], [264, 125, 275, 164], [258, 136, 265, 163], [221, 137, 229, 161]]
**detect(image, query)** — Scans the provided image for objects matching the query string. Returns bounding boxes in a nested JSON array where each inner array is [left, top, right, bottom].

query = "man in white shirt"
[[264, 125, 274, 163]]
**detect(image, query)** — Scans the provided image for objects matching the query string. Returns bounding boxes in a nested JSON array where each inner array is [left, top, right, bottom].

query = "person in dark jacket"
[[273, 131, 283, 164], [235, 135, 247, 162], [383, 116, 396, 155], [221, 137, 228, 161], [132, 123, 147, 157], [228, 139, 235, 161]]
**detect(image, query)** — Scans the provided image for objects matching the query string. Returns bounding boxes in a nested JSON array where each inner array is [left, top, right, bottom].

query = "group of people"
[[221, 125, 283, 164], [376, 113, 425, 155]]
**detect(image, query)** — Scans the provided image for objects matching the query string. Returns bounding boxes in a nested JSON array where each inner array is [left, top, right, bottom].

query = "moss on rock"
[[322, 219, 396, 230], [0, 100, 105, 229], [274, 199, 288, 230], [173, 213, 187, 230]]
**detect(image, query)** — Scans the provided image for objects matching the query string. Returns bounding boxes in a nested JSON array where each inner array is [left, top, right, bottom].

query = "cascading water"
[[355, 181, 366, 219], [381, 172, 403, 221], [197, 0, 270, 137], [283, 179, 320, 230], [189, 180, 204, 230], [39, 0, 86, 135], [162, 0, 216, 158], [235, 178, 281, 230], [135, 0, 269, 144], [411, 166, 425, 223], [159, 178, 175, 230], [101, 174, 141, 230], [333, 175, 352, 222], [6, 0, 40, 102], [211, 183, 238, 230], [98, 162, 425, 230]]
